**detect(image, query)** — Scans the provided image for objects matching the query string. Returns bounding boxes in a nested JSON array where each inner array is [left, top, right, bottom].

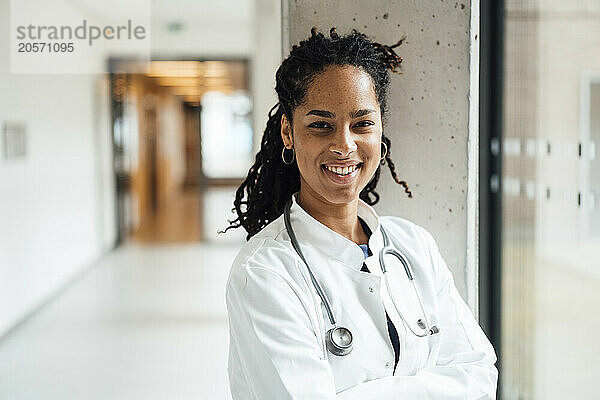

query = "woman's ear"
[[280, 114, 293, 148]]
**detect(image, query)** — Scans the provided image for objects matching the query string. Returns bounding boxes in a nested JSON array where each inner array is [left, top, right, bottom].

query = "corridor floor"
[[0, 243, 238, 399]]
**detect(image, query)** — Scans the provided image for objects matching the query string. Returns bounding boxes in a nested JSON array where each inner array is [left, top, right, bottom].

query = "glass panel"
[[501, 2, 600, 399], [201, 90, 254, 179]]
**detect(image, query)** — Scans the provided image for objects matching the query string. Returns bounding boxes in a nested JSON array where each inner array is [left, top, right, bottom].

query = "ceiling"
[[68, 0, 254, 28]]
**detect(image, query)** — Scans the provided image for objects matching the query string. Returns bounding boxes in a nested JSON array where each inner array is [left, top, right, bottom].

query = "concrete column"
[[252, 0, 282, 154], [283, 0, 480, 312]]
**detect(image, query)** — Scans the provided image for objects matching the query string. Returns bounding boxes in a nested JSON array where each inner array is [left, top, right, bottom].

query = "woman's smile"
[[321, 162, 364, 185]]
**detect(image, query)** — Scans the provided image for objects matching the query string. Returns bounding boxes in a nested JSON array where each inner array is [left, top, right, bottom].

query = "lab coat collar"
[[288, 191, 385, 271]]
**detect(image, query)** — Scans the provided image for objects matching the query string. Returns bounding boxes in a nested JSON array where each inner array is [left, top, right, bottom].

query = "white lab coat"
[[226, 192, 498, 399]]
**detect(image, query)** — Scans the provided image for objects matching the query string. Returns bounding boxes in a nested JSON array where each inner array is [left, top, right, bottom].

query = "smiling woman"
[[280, 64, 385, 218], [222, 27, 412, 241], [221, 27, 498, 400]]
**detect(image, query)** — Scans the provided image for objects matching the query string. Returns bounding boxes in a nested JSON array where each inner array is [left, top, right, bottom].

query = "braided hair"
[[221, 27, 412, 241]]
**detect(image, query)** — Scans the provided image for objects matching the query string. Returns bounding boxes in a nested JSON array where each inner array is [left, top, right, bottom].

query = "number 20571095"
[[18, 42, 74, 53]]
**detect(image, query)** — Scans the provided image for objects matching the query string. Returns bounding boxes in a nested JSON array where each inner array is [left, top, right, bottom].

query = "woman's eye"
[[308, 122, 331, 129], [354, 120, 375, 128]]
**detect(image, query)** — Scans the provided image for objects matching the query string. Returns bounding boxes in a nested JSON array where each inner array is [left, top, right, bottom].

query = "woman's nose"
[[329, 127, 357, 157]]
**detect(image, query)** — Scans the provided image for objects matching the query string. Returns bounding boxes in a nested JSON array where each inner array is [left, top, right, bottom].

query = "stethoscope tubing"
[[283, 198, 439, 345], [379, 229, 438, 337], [284, 199, 337, 326]]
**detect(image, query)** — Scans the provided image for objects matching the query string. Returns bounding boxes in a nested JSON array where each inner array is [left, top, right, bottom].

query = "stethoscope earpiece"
[[326, 326, 353, 356]]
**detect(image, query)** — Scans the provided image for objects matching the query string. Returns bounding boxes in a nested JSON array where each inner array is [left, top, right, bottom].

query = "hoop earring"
[[380, 141, 388, 161], [282, 146, 295, 165]]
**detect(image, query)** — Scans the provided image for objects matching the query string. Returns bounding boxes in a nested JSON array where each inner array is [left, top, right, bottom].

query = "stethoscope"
[[284, 198, 440, 357]]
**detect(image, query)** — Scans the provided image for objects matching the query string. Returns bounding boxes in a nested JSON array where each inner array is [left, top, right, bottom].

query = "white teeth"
[[325, 165, 358, 175]]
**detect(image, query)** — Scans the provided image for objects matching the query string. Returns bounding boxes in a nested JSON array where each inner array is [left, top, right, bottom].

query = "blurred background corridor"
[[1, 0, 280, 398], [1, 0, 599, 399]]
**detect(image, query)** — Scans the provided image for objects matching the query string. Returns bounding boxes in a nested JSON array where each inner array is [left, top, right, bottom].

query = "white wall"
[[0, 0, 114, 337], [150, 0, 254, 58], [251, 0, 282, 153], [283, 0, 479, 307]]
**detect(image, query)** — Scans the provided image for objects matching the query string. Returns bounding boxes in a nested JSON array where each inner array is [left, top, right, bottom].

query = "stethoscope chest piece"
[[326, 326, 353, 356]]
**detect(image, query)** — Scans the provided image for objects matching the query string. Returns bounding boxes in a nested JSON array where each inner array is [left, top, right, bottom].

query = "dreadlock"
[[221, 27, 412, 241]]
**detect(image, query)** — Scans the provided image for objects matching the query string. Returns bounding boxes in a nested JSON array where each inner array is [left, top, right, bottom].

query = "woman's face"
[[281, 64, 383, 206]]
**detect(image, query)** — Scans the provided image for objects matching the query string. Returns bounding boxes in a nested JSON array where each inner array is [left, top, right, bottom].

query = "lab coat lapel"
[[288, 193, 364, 271], [288, 192, 386, 271]]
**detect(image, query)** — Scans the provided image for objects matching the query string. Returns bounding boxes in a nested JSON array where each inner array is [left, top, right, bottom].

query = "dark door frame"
[[479, 0, 504, 396]]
